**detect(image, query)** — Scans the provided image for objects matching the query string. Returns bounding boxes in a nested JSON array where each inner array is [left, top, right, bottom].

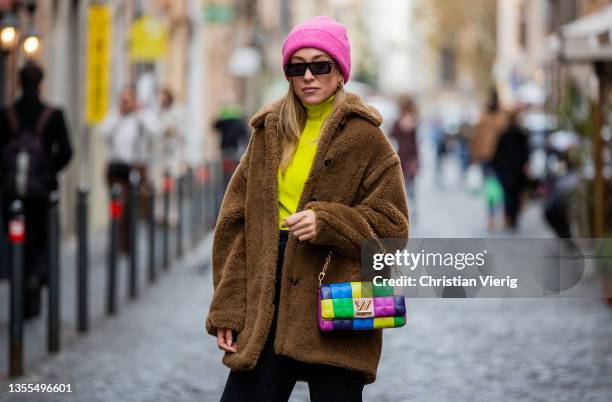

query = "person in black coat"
[[491, 110, 529, 230], [213, 104, 249, 192], [0, 61, 73, 319]]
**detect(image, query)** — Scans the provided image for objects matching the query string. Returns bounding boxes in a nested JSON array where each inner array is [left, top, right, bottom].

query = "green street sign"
[[203, 5, 234, 23]]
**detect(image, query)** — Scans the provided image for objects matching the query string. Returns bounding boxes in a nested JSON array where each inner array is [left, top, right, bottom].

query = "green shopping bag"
[[484, 175, 504, 205]]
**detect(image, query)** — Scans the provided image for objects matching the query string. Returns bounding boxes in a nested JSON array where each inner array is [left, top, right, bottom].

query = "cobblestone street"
[[1, 147, 611, 402]]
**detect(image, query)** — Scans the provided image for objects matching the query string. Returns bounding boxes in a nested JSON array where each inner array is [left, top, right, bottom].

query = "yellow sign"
[[129, 16, 168, 61], [85, 4, 111, 124]]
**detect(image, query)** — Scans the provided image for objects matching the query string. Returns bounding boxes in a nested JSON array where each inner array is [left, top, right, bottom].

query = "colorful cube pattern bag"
[[317, 222, 406, 331]]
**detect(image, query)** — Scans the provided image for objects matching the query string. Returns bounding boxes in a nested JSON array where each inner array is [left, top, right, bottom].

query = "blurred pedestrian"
[[95, 85, 160, 254], [491, 110, 530, 230], [152, 87, 185, 226], [213, 102, 249, 191], [457, 120, 473, 175], [390, 95, 419, 219], [0, 61, 73, 319], [431, 114, 447, 182], [206, 16, 408, 402], [471, 90, 508, 229], [543, 132, 580, 239]]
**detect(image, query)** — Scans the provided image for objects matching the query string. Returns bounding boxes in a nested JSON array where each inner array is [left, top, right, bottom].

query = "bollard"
[[47, 191, 61, 353], [206, 163, 216, 232], [188, 168, 196, 250], [147, 185, 156, 283], [76, 185, 89, 333], [198, 162, 212, 241], [8, 200, 25, 377], [128, 169, 140, 299], [176, 174, 184, 258], [194, 167, 203, 244], [162, 170, 171, 270], [214, 159, 223, 223], [0, 197, 8, 281], [107, 184, 121, 315]]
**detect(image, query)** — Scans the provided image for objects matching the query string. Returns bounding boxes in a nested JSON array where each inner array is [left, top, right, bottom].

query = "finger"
[[293, 226, 313, 238], [217, 331, 227, 349], [299, 231, 315, 241], [226, 329, 233, 347], [288, 219, 312, 232], [284, 213, 306, 227], [218, 336, 237, 353]]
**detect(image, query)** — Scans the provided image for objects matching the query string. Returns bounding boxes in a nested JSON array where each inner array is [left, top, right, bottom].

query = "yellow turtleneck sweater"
[[278, 95, 335, 230]]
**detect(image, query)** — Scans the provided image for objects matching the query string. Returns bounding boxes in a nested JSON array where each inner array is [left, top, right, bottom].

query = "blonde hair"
[[278, 81, 346, 173]]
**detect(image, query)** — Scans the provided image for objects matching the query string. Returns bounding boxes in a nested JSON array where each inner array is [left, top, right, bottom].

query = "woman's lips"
[[302, 87, 319, 94]]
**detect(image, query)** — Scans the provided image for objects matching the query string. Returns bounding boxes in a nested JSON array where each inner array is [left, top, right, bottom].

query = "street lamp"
[[1, 26, 16, 47], [0, 12, 21, 51], [22, 32, 39, 55]]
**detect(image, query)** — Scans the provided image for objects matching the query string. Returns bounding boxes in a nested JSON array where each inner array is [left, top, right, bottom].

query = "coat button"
[[324, 159, 332, 167], [290, 277, 299, 285]]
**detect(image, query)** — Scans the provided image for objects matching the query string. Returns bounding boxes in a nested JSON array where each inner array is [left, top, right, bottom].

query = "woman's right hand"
[[216, 328, 237, 353]]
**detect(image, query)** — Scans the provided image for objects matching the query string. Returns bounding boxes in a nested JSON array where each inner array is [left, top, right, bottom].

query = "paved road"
[[1, 145, 611, 402]]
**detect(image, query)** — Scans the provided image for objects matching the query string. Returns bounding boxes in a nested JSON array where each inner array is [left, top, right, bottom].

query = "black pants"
[[501, 182, 522, 228], [220, 231, 365, 402]]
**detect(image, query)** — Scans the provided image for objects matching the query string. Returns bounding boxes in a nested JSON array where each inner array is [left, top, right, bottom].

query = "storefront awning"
[[559, 5, 612, 62]]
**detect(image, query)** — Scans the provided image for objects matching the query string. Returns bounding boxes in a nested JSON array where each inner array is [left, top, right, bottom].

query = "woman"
[[206, 16, 409, 401], [390, 95, 419, 219], [471, 90, 507, 229]]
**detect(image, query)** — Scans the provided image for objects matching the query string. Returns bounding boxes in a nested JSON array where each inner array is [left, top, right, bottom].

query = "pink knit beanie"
[[282, 16, 351, 83]]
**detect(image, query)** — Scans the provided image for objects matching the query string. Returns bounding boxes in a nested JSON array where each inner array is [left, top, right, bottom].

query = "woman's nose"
[[303, 67, 315, 81]]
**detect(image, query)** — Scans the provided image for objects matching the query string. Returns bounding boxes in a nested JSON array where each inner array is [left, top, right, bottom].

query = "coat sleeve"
[[304, 130, 409, 261], [205, 135, 252, 336], [49, 109, 73, 173]]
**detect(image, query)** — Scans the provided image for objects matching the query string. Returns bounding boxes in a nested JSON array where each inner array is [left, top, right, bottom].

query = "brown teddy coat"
[[205, 92, 409, 384]]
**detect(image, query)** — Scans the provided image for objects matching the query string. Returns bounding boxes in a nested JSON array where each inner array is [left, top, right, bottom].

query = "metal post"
[[8, 200, 25, 377], [198, 162, 210, 237], [107, 184, 121, 315], [76, 185, 89, 333], [148, 185, 156, 283], [176, 174, 184, 258], [162, 170, 171, 270], [128, 169, 140, 299], [188, 168, 196, 250], [214, 159, 223, 222], [203, 166, 213, 241], [0, 196, 8, 281], [194, 166, 202, 244], [47, 192, 60, 353]]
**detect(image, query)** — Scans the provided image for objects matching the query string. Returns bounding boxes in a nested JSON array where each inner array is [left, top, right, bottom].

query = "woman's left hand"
[[282, 209, 317, 241]]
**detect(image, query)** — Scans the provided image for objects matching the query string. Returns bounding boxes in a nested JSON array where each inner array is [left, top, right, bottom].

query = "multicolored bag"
[[316, 222, 406, 331]]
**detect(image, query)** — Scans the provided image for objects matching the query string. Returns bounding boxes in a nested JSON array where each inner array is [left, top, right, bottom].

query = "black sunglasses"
[[284, 61, 334, 77]]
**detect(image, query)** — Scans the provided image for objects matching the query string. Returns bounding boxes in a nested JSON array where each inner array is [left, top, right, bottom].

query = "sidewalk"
[[0, 232, 216, 402], [0, 219, 189, 382]]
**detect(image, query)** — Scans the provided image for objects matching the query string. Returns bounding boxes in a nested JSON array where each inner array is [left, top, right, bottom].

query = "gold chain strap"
[[318, 220, 389, 287]]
